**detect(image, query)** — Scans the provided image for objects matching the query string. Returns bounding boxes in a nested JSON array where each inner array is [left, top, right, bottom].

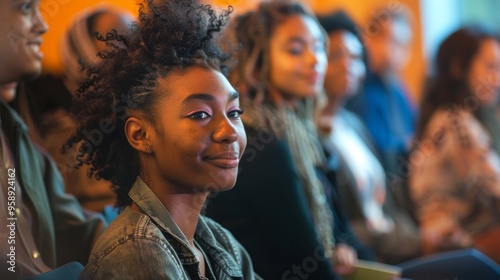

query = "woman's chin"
[[215, 182, 238, 193]]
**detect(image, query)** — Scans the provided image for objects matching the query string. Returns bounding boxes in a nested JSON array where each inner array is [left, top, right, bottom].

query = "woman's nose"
[[213, 117, 239, 143], [33, 8, 49, 36]]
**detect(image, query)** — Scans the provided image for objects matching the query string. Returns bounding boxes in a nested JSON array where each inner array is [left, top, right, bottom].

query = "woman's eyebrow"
[[181, 93, 215, 107], [287, 36, 306, 44], [182, 91, 240, 105], [229, 91, 239, 101]]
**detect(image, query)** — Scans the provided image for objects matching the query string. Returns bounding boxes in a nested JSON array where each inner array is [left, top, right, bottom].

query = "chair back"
[[400, 249, 500, 280]]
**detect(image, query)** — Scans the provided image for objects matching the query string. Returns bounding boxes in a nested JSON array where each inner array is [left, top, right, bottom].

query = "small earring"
[[146, 145, 152, 154]]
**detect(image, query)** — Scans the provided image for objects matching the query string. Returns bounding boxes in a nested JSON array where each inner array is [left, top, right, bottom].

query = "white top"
[[329, 114, 394, 233]]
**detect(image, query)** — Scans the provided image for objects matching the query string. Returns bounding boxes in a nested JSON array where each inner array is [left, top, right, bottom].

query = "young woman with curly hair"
[[64, 0, 260, 279]]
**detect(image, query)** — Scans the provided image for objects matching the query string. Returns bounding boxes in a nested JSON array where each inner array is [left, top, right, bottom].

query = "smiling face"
[[324, 30, 365, 100], [144, 66, 247, 194], [468, 38, 500, 106], [0, 0, 47, 84], [268, 14, 327, 102]]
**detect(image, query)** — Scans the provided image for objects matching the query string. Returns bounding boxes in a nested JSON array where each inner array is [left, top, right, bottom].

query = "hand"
[[332, 243, 357, 275]]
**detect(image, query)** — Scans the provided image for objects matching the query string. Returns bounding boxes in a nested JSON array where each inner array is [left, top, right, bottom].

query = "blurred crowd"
[[1, 0, 500, 279]]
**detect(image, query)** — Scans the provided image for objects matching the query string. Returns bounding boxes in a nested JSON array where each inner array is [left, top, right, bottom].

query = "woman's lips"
[[207, 158, 239, 168], [205, 152, 240, 169], [305, 73, 320, 83], [27, 40, 43, 60]]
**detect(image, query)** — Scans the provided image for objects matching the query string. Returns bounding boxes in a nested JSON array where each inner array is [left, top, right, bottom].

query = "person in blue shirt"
[[346, 5, 418, 177]]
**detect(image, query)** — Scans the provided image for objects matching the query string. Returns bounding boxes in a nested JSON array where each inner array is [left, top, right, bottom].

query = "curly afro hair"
[[63, 0, 232, 209]]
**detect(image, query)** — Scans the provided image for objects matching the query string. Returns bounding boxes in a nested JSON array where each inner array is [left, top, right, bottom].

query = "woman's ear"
[[125, 117, 152, 154]]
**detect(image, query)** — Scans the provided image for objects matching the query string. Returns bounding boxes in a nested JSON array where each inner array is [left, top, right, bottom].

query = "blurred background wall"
[[39, 0, 500, 103]]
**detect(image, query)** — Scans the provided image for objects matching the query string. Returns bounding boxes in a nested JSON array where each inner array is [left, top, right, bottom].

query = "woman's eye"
[[189, 111, 210, 119], [487, 63, 499, 71], [20, 2, 33, 13], [288, 48, 303, 55], [228, 109, 244, 119]]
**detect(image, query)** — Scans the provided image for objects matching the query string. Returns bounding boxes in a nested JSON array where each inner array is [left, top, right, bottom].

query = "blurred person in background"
[[346, 4, 418, 178], [0, 0, 105, 278], [316, 10, 421, 265], [409, 26, 500, 263], [29, 3, 133, 212]]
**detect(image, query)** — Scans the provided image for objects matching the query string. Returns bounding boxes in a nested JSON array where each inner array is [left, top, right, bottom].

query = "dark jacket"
[[206, 126, 372, 280]]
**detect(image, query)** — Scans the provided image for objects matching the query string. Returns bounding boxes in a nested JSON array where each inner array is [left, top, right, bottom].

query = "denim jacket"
[[80, 177, 261, 280]]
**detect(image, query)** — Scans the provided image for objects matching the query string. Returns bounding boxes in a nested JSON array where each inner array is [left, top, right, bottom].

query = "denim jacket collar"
[[129, 177, 244, 277]]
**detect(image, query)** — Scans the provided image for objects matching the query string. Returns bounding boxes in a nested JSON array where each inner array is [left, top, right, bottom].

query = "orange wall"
[[40, 0, 424, 100], [39, 0, 138, 74]]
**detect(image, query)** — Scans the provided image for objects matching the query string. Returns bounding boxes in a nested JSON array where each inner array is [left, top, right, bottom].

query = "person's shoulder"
[[82, 209, 183, 279], [453, 110, 491, 147], [425, 108, 491, 147], [427, 108, 475, 132], [88, 208, 167, 260]]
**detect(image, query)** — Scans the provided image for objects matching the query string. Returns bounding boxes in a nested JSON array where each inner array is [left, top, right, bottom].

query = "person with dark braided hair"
[[206, 2, 373, 279], [66, 0, 260, 279]]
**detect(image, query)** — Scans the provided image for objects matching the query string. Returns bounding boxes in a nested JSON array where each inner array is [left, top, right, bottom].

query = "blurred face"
[[0, 0, 47, 84], [368, 20, 412, 74], [268, 14, 327, 101], [149, 67, 247, 193], [468, 38, 500, 106], [324, 31, 365, 100]]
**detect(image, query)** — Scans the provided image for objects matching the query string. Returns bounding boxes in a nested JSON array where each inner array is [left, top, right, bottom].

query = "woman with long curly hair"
[[65, 0, 260, 279]]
